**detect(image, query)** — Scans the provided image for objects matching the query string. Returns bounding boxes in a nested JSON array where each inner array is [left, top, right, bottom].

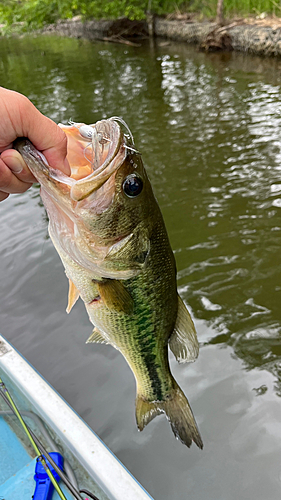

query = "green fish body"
[[15, 118, 203, 448]]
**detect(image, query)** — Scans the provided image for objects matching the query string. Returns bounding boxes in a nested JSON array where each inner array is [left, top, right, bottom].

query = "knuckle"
[[17, 93, 32, 111]]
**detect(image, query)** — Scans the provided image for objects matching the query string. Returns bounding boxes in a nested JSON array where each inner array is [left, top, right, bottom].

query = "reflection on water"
[[1, 35, 281, 499]]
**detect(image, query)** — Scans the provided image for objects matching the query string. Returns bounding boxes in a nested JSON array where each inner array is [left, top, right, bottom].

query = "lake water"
[[1, 34, 281, 500]]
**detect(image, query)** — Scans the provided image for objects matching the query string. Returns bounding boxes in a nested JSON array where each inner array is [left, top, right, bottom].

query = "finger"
[[0, 191, 9, 202], [20, 98, 70, 175], [0, 142, 13, 153], [38, 120, 71, 175], [0, 88, 70, 175], [0, 157, 33, 194], [1, 149, 36, 183]]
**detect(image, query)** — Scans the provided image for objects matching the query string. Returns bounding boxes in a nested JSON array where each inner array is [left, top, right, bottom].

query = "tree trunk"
[[216, 0, 224, 26]]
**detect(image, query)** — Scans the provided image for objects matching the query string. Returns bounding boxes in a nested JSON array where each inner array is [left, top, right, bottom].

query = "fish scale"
[[15, 117, 203, 449]]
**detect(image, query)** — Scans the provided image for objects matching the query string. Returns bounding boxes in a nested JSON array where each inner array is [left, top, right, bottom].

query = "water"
[[1, 34, 281, 499]]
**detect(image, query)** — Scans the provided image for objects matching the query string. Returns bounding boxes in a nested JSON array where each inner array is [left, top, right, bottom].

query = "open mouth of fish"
[[14, 117, 144, 278], [15, 116, 136, 202]]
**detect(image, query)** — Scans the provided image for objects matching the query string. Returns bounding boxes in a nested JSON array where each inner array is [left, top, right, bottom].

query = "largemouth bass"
[[15, 118, 203, 449]]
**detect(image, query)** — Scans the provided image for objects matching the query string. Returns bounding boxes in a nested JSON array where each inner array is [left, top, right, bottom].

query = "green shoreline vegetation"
[[0, 0, 280, 32]]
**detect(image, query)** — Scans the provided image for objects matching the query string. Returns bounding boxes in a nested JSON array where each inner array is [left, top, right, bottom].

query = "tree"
[[216, 0, 224, 25]]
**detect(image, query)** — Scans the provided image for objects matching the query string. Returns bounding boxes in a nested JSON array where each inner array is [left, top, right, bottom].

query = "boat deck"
[[0, 415, 72, 499], [0, 335, 154, 500]]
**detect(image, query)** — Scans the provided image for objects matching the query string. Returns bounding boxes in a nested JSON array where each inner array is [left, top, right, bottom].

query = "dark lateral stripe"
[[135, 304, 163, 401]]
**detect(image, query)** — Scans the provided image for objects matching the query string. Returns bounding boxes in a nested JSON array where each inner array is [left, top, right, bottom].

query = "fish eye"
[[123, 174, 143, 198]]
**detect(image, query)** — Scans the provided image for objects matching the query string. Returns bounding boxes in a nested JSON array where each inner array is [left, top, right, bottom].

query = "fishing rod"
[[0, 376, 68, 500], [0, 408, 78, 488], [0, 378, 100, 500]]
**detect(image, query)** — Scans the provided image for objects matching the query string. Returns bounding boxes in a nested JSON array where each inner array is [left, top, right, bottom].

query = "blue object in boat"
[[33, 452, 64, 500]]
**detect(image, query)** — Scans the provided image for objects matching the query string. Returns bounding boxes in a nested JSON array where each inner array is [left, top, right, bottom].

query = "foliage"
[[0, 0, 186, 28], [0, 0, 79, 29], [187, 0, 281, 18], [0, 0, 280, 31]]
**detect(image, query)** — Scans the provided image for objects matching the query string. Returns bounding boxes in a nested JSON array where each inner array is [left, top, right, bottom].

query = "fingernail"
[[9, 159, 24, 174], [4, 154, 26, 174]]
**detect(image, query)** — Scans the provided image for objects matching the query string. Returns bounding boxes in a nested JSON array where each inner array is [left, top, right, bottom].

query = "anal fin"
[[86, 327, 108, 344], [169, 295, 199, 363]]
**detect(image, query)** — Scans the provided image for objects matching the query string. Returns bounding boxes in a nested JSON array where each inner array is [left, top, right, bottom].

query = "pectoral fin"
[[96, 279, 134, 314], [169, 295, 199, 363], [66, 278, 80, 313], [86, 327, 108, 344]]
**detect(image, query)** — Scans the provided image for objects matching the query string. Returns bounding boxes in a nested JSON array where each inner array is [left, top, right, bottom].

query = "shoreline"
[[4, 15, 281, 57]]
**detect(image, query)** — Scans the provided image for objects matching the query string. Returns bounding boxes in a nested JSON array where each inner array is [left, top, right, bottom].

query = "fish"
[[14, 117, 203, 449]]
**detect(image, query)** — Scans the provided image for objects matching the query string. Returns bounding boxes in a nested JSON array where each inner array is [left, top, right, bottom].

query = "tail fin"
[[136, 384, 203, 449]]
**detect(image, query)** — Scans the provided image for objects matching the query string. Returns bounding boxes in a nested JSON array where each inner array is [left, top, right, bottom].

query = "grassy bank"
[[1, 1, 280, 32]]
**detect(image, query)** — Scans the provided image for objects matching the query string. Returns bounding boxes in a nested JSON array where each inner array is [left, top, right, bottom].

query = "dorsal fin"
[[169, 295, 199, 363], [66, 278, 80, 313]]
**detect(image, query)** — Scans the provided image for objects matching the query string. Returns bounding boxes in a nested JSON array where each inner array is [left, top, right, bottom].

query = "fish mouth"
[[14, 117, 143, 278], [14, 117, 135, 202], [69, 118, 127, 201], [15, 117, 149, 280]]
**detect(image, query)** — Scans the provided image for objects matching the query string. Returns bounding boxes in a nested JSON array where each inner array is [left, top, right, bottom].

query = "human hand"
[[0, 87, 70, 201]]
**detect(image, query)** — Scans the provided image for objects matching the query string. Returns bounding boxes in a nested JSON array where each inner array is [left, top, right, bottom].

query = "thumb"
[[14, 93, 71, 175], [26, 114, 70, 175]]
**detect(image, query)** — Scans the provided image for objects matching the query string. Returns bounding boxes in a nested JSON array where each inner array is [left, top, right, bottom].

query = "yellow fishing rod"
[[0, 376, 68, 500]]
